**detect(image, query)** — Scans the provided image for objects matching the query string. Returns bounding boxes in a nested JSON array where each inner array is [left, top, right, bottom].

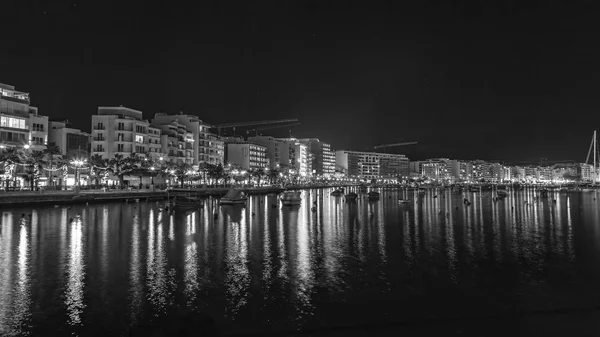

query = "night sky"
[[1, 0, 599, 162]]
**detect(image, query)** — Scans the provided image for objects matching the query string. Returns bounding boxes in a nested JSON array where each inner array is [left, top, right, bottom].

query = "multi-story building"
[[451, 160, 473, 181], [225, 140, 268, 171], [48, 120, 90, 157], [298, 138, 335, 177], [147, 126, 163, 159], [536, 166, 553, 181], [152, 119, 194, 165], [472, 160, 493, 181], [524, 166, 537, 180], [511, 166, 525, 181], [306, 152, 314, 177], [410, 161, 424, 177], [578, 163, 593, 182], [206, 133, 224, 166], [421, 158, 452, 181], [335, 150, 409, 180], [0, 83, 48, 151], [248, 136, 288, 170], [91, 106, 153, 159], [277, 138, 308, 176]]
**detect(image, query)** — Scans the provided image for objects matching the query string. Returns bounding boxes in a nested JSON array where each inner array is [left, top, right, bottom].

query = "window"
[[135, 135, 144, 143], [118, 122, 124, 130], [32, 136, 44, 145], [96, 122, 104, 130], [0, 116, 26, 129], [32, 123, 44, 132], [118, 133, 124, 141], [117, 144, 124, 152], [95, 145, 104, 152], [96, 133, 104, 141]]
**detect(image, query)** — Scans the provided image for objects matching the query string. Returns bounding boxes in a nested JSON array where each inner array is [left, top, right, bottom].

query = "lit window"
[[135, 135, 144, 143]]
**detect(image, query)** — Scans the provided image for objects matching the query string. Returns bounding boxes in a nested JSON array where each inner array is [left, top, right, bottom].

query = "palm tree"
[[0, 147, 19, 189], [250, 168, 265, 186], [21, 150, 45, 191], [89, 154, 109, 188], [43, 142, 62, 187], [109, 153, 128, 188]]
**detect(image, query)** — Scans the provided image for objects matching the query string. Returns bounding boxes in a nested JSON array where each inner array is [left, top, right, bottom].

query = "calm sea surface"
[[2, 188, 600, 336]]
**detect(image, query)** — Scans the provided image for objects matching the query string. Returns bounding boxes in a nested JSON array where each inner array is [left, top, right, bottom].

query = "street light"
[[71, 159, 85, 187], [23, 144, 30, 150]]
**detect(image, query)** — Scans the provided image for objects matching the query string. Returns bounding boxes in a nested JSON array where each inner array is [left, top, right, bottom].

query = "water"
[[2, 188, 600, 336]]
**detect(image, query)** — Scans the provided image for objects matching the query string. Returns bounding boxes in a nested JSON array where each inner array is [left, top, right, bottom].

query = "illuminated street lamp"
[[71, 159, 86, 187], [23, 144, 30, 150]]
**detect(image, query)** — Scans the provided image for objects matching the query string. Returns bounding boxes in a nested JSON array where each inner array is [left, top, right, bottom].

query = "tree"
[[0, 147, 20, 189], [109, 153, 129, 187], [21, 150, 45, 191], [267, 168, 280, 185], [43, 142, 62, 187], [89, 154, 109, 188], [250, 168, 265, 186]]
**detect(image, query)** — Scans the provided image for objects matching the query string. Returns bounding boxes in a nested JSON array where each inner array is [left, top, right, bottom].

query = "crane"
[[373, 142, 418, 153], [245, 122, 301, 137], [214, 118, 299, 137]]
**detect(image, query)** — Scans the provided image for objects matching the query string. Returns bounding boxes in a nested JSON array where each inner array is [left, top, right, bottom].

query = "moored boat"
[[367, 191, 380, 200], [172, 196, 203, 208], [281, 190, 302, 206], [331, 189, 344, 196], [398, 199, 411, 204], [220, 189, 248, 205], [345, 192, 358, 201]]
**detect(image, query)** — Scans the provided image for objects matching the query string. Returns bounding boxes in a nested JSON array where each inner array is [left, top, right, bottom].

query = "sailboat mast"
[[595, 130, 598, 183]]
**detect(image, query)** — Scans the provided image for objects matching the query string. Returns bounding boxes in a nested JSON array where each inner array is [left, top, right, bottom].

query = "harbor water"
[[2, 187, 600, 336]]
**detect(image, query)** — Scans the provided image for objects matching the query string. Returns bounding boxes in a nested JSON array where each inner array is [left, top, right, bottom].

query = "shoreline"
[[0, 183, 598, 207]]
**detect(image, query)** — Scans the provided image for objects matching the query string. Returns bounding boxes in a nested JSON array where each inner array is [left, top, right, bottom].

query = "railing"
[[93, 125, 105, 130]]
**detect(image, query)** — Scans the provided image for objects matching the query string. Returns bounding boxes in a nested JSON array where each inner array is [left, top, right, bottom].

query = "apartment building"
[[298, 138, 335, 177], [152, 119, 194, 165], [48, 120, 90, 157], [225, 139, 268, 170], [335, 150, 409, 180], [248, 136, 288, 170], [91, 106, 153, 159], [0, 83, 48, 151]]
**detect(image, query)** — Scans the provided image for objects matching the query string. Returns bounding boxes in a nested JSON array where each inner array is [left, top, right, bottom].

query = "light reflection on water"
[[2, 188, 600, 334]]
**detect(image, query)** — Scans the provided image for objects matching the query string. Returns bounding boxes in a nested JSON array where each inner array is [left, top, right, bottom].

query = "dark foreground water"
[[2, 188, 600, 336]]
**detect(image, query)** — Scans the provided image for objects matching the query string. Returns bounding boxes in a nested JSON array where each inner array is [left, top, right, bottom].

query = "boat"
[[220, 189, 248, 205], [469, 186, 481, 192], [172, 195, 203, 208], [345, 192, 358, 201], [281, 190, 302, 206], [496, 190, 509, 198], [367, 191, 380, 201], [331, 189, 344, 197], [398, 199, 411, 204]]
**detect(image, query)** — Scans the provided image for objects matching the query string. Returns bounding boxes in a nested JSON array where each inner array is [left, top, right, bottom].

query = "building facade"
[[248, 136, 288, 170], [48, 121, 90, 157], [91, 106, 152, 159], [335, 150, 409, 180], [226, 141, 268, 170], [298, 138, 335, 177], [0, 83, 48, 151]]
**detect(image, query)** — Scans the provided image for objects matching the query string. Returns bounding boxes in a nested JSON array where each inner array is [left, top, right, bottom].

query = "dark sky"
[[1, 0, 599, 162]]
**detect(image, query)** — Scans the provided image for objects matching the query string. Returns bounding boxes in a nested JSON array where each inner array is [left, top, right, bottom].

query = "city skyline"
[[1, 1, 598, 162]]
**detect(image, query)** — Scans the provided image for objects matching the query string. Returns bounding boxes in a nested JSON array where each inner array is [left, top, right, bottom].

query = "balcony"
[[93, 125, 105, 130], [93, 137, 106, 141]]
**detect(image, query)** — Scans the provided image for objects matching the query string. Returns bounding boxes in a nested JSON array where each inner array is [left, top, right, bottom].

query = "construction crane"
[[214, 118, 299, 137], [373, 142, 418, 153], [246, 122, 301, 137]]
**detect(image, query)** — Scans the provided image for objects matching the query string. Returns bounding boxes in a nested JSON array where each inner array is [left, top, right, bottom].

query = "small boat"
[[345, 192, 358, 201], [469, 186, 481, 192], [496, 190, 509, 198], [367, 191, 380, 200], [172, 196, 202, 208], [331, 189, 344, 197], [220, 189, 248, 205], [398, 199, 411, 204], [281, 191, 302, 206]]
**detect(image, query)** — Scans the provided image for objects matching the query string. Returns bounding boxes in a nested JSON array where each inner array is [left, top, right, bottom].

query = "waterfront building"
[[91, 106, 153, 159], [409, 161, 423, 176], [48, 121, 90, 157], [152, 120, 194, 165], [524, 166, 537, 181], [451, 160, 473, 181], [248, 136, 288, 170], [298, 138, 335, 177], [335, 150, 409, 180], [511, 166, 525, 181], [225, 139, 268, 170], [578, 163, 593, 182], [0, 83, 48, 151], [472, 160, 493, 181], [421, 158, 452, 181], [206, 133, 225, 166], [276, 138, 308, 176]]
